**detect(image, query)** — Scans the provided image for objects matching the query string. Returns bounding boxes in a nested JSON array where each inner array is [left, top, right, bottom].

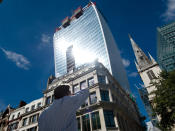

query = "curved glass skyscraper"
[[53, 2, 130, 92]]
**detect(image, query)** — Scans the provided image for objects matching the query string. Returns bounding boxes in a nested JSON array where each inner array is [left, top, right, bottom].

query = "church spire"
[[129, 34, 152, 70], [134, 60, 139, 71], [148, 52, 156, 64]]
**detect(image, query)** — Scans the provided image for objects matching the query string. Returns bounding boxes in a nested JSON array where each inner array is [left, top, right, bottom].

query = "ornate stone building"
[[0, 62, 145, 131]]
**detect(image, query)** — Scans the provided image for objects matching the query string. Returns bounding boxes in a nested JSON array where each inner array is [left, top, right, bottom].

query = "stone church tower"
[[129, 35, 162, 124], [129, 35, 161, 101]]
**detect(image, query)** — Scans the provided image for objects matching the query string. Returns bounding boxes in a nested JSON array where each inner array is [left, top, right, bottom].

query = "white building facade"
[[1, 62, 145, 131]]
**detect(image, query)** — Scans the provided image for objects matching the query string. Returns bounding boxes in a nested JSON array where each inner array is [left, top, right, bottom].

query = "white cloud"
[[41, 34, 51, 44], [128, 72, 138, 77], [1, 48, 30, 70], [38, 34, 52, 49], [162, 0, 175, 21], [122, 58, 130, 67]]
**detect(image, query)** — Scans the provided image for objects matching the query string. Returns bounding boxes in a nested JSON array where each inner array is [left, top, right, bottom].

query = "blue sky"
[[0, 0, 175, 121]]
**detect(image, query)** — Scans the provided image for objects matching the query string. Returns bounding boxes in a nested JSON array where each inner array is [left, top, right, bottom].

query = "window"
[[91, 111, 101, 130], [73, 84, 80, 93], [27, 126, 37, 131], [147, 70, 156, 80], [104, 110, 115, 127], [81, 98, 88, 108], [82, 114, 90, 131], [77, 117, 81, 131], [37, 102, 41, 108], [46, 96, 51, 105], [98, 75, 106, 84], [100, 90, 110, 101], [8, 122, 18, 131], [31, 105, 35, 111], [22, 118, 27, 126], [29, 114, 38, 124], [26, 107, 29, 113], [88, 77, 94, 87], [12, 115, 15, 120], [80, 81, 87, 90], [51, 95, 54, 103], [17, 112, 20, 118], [112, 94, 115, 102], [90, 92, 97, 104]]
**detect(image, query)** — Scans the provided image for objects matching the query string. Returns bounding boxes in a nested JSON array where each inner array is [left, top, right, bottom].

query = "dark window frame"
[[88, 77, 94, 87], [91, 111, 101, 130], [100, 90, 110, 101], [90, 92, 97, 104], [82, 114, 90, 131], [104, 110, 115, 127]]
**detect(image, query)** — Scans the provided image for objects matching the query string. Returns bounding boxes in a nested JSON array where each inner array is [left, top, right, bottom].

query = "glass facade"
[[66, 45, 75, 72], [157, 22, 175, 71], [53, 2, 130, 92]]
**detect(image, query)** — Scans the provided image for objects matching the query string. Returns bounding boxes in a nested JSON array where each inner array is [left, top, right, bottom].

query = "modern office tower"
[[157, 22, 175, 72], [53, 2, 130, 92], [0, 62, 145, 131]]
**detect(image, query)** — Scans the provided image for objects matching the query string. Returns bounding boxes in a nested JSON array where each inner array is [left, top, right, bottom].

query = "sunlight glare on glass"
[[58, 38, 72, 52], [73, 45, 96, 64]]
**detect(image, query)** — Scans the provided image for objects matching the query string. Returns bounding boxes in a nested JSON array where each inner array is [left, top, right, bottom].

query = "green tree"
[[151, 70, 175, 131]]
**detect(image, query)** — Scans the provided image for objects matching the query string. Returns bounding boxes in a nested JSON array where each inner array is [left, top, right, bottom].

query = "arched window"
[[17, 112, 20, 118]]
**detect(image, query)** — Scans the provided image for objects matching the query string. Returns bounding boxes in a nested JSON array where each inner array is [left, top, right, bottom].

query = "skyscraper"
[[157, 22, 175, 72], [53, 2, 130, 92]]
